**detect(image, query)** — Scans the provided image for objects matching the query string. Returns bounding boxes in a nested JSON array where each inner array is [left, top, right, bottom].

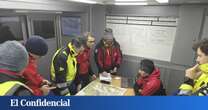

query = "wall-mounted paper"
[[106, 23, 177, 62]]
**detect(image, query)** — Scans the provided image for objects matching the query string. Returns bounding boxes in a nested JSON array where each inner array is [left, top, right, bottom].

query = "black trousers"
[[74, 74, 90, 89], [52, 83, 77, 96], [133, 83, 140, 96]]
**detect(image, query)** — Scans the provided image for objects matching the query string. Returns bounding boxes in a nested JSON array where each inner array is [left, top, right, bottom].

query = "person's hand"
[[138, 89, 142, 93], [77, 84, 82, 92], [113, 67, 117, 73], [110, 67, 117, 74], [135, 73, 141, 81], [92, 74, 97, 80], [110, 70, 113, 73], [40, 85, 56, 95], [42, 79, 51, 85], [185, 64, 200, 79]]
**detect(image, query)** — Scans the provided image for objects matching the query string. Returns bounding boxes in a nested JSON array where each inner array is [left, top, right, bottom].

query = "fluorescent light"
[[115, 0, 146, 1], [155, 0, 168, 3], [70, 0, 97, 4], [115, 2, 148, 5], [15, 10, 63, 14]]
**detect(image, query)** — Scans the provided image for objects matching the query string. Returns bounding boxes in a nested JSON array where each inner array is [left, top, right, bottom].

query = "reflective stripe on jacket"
[[51, 43, 77, 82], [0, 81, 32, 96], [179, 63, 208, 96]]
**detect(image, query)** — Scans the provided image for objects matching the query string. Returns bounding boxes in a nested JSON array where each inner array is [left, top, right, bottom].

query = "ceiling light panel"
[[70, 0, 97, 4], [155, 0, 168, 3], [115, 0, 146, 1], [115, 2, 148, 5]]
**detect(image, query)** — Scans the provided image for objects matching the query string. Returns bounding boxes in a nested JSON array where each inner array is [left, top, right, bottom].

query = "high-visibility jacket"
[[0, 69, 33, 96], [50, 43, 78, 96], [0, 81, 32, 96], [179, 63, 208, 96]]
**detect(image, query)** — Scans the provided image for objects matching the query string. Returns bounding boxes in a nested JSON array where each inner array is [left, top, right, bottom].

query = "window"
[[0, 16, 23, 43], [61, 16, 81, 37], [33, 20, 55, 39]]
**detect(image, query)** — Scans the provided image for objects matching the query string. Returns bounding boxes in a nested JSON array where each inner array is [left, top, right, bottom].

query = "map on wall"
[[61, 16, 81, 37], [106, 16, 178, 61]]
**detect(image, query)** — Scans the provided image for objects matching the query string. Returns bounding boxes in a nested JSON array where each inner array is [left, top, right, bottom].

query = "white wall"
[[0, 0, 88, 12], [171, 6, 205, 66]]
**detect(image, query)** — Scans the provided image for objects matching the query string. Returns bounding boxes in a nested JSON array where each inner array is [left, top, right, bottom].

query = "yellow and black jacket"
[[178, 63, 208, 96], [50, 43, 78, 96], [0, 71, 33, 96]]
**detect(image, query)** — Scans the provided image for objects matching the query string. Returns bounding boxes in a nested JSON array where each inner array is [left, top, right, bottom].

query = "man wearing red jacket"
[[22, 36, 55, 96], [75, 33, 97, 91], [94, 28, 122, 74], [134, 59, 166, 96]]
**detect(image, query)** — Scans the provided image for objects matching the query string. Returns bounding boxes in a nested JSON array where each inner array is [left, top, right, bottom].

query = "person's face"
[[29, 53, 41, 60], [86, 36, 95, 48], [196, 48, 208, 65], [138, 69, 148, 77], [103, 39, 113, 47]]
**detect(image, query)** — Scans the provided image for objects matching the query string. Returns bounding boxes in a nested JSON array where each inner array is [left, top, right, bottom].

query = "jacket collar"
[[199, 63, 208, 74], [68, 43, 78, 57], [0, 69, 23, 83]]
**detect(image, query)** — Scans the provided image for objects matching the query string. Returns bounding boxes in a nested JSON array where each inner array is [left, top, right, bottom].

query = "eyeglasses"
[[87, 40, 95, 43]]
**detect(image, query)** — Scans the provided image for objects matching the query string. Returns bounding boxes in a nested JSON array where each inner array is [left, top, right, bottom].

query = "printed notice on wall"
[[106, 16, 177, 61]]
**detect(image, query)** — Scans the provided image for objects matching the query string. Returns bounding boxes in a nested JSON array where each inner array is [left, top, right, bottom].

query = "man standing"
[[0, 41, 33, 96], [76, 33, 97, 91], [94, 28, 122, 75], [50, 38, 84, 96], [22, 35, 55, 96]]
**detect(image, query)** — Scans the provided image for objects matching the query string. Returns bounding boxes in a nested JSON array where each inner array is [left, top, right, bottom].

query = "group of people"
[[1, 27, 208, 96], [133, 38, 208, 96], [0, 28, 123, 96]]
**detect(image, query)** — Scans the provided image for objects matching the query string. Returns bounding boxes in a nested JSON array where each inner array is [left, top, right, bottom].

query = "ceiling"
[[4, 0, 208, 5], [88, 0, 208, 5]]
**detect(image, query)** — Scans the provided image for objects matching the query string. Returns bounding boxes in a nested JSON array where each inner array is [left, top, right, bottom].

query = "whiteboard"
[[106, 23, 177, 61]]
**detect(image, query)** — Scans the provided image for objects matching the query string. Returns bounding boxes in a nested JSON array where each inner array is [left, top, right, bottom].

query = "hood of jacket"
[[147, 68, 160, 80]]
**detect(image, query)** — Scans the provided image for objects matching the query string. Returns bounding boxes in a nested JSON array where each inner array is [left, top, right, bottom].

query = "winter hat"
[[103, 28, 114, 40], [25, 35, 48, 56], [140, 59, 155, 74], [0, 41, 28, 72]]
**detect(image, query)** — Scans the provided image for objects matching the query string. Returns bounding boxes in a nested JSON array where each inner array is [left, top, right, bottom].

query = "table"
[[111, 76, 135, 96], [76, 75, 135, 96]]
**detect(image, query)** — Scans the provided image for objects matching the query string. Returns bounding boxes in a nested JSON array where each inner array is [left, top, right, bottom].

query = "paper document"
[[99, 72, 112, 83]]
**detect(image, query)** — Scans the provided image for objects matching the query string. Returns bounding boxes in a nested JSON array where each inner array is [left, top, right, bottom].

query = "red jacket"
[[136, 68, 161, 96], [77, 47, 91, 75], [21, 55, 44, 96], [95, 41, 122, 72]]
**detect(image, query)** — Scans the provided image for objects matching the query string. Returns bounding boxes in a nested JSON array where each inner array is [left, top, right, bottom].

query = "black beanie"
[[140, 59, 155, 74], [25, 35, 48, 56]]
